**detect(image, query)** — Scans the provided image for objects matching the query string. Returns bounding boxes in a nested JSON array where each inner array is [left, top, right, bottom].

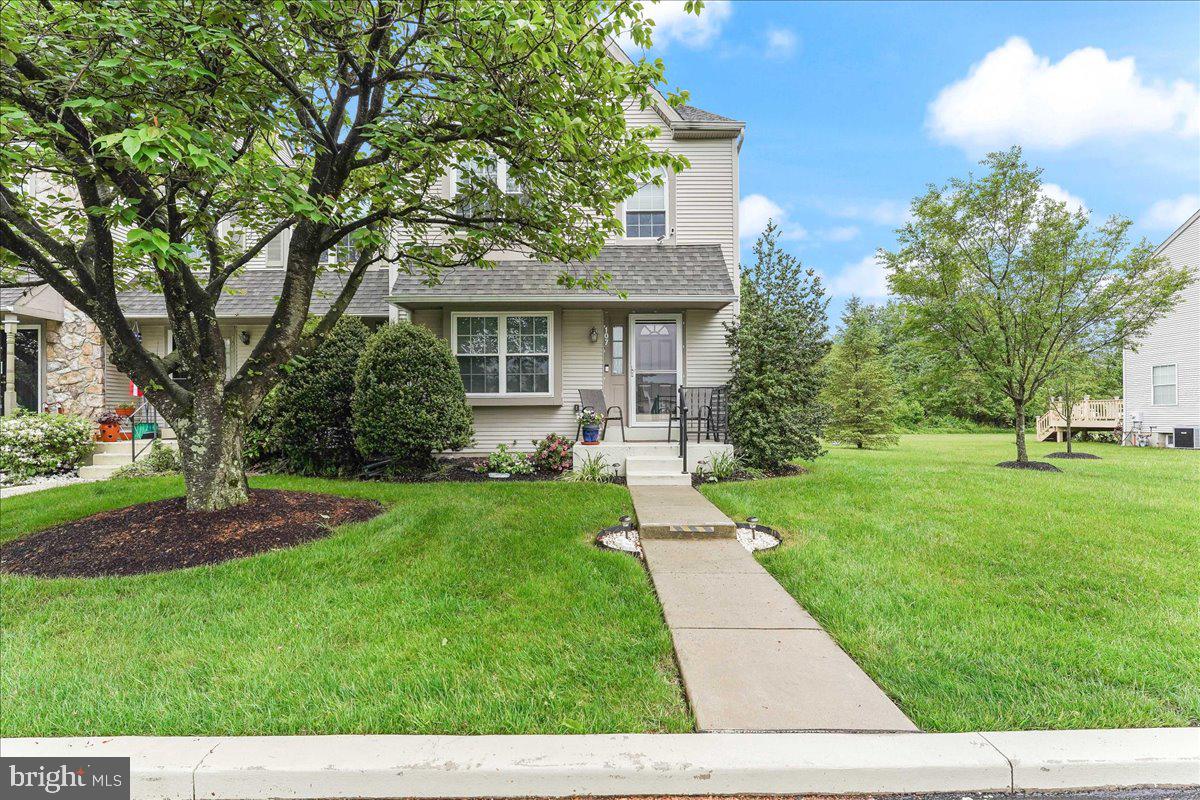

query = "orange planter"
[[97, 422, 123, 442]]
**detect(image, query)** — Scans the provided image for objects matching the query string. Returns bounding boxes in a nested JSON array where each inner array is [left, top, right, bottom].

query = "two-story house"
[[1, 89, 743, 477]]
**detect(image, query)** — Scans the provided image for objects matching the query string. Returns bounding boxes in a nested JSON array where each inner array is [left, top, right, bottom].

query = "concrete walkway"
[[636, 490, 918, 731]]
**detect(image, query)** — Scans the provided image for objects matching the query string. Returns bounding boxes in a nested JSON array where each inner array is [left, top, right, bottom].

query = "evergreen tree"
[[822, 298, 901, 449], [725, 221, 829, 470]]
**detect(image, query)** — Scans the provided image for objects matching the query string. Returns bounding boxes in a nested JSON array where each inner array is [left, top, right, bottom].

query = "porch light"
[[240, 330, 251, 345], [588, 326, 599, 343]]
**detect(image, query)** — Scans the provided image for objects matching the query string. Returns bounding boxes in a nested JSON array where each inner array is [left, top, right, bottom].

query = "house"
[[1, 88, 743, 480], [1121, 208, 1200, 448]]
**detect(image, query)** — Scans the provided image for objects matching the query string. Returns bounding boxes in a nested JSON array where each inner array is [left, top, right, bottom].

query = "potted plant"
[[577, 409, 604, 445], [96, 411, 124, 442], [114, 403, 136, 417]]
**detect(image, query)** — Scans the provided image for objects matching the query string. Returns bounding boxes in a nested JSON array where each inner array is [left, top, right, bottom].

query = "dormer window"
[[625, 170, 667, 238]]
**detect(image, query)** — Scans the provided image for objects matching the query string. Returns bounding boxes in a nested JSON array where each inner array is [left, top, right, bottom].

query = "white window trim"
[[452, 159, 521, 196], [1151, 363, 1177, 407], [621, 168, 670, 241], [627, 312, 684, 427], [3, 323, 43, 412], [265, 229, 289, 267], [450, 311, 554, 398]]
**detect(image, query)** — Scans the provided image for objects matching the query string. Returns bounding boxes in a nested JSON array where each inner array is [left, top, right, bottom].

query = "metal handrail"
[[677, 385, 688, 472], [124, 398, 161, 462]]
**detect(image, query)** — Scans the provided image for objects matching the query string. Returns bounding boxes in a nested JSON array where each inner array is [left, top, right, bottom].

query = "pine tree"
[[726, 221, 829, 470], [822, 297, 901, 449]]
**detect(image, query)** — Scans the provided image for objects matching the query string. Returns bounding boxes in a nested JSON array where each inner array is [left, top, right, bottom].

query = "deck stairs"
[[1036, 397, 1122, 442], [79, 430, 178, 480]]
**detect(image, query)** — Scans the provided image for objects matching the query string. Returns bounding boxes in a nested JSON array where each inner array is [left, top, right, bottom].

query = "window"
[[452, 313, 551, 396], [265, 231, 286, 266], [611, 324, 624, 375], [1152, 364, 1176, 405], [625, 170, 666, 238], [456, 158, 525, 218], [0, 327, 40, 413]]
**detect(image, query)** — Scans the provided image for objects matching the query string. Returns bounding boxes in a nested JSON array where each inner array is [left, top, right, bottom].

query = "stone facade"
[[44, 303, 106, 419]]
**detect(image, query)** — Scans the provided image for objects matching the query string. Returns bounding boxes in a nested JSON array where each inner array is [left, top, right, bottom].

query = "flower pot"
[[114, 408, 134, 418], [581, 425, 601, 444], [97, 422, 123, 442]]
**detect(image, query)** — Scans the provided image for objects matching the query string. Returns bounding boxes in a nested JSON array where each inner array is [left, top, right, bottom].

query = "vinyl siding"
[[685, 307, 732, 385], [1123, 211, 1200, 436]]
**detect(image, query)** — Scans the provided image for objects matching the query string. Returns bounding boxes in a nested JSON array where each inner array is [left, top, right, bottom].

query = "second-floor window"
[[456, 158, 525, 219], [625, 170, 666, 238], [1152, 364, 1176, 405]]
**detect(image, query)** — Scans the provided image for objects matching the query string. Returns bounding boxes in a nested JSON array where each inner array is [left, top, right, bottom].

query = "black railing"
[[671, 384, 731, 470], [124, 399, 161, 462]]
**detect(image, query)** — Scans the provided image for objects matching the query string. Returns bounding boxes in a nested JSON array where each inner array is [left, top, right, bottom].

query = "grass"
[[703, 434, 1200, 732], [0, 476, 691, 737]]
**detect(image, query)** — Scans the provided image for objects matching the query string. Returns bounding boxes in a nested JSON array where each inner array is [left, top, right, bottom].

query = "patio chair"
[[670, 385, 730, 443], [576, 388, 625, 442]]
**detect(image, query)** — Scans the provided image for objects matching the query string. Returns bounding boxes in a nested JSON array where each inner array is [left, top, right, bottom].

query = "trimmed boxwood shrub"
[[352, 323, 474, 468], [259, 316, 372, 475], [0, 411, 94, 483]]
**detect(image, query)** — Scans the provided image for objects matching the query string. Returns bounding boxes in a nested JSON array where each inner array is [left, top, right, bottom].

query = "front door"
[[602, 311, 627, 425], [629, 314, 681, 426]]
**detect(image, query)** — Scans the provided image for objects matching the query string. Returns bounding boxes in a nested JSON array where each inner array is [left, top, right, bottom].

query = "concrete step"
[[93, 439, 178, 456], [78, 464, 121, 480], [91, 452, 134, 467], [625, 456, 686, 473], [626, 472, 692, 487]]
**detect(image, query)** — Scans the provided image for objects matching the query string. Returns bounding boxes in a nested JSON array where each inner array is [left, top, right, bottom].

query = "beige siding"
[[685, 307, 733, 385], [1123, 211, 1200, 436]]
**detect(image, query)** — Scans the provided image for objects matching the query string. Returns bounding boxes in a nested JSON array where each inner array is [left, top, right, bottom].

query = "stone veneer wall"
[[44, 303, 106, 419]]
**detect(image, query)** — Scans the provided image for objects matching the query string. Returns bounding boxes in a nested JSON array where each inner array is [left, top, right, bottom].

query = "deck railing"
[[1037, 396, 1122, 440]]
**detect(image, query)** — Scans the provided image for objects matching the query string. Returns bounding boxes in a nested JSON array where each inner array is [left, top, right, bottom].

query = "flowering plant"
[[0, 412, 94, 484], [576, 408, 604, 428], [480, 443, 533, 476], [530, 432, 574, 473]]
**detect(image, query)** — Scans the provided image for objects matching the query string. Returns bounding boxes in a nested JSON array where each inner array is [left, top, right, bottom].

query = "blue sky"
[[633, 0, 1200, 321]]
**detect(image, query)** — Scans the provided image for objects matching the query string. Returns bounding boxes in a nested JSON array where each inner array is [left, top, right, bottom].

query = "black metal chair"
[[576, 388, 625, 442], [670, 385, 730, 443]]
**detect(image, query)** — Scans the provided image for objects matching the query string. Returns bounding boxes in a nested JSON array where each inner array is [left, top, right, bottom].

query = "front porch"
[[571, 440, 735, 484]]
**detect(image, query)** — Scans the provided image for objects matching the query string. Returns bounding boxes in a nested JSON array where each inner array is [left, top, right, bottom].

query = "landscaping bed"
[[691, 462, 807, 486], [363, 458, 625, 485], [0, 489, 382, 578]]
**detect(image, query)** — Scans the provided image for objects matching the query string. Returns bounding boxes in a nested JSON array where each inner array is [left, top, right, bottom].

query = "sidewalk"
[[643, 537, 918, 732]]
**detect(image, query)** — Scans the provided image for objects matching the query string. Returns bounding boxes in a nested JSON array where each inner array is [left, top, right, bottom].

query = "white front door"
[[629, 313, 682, 426]]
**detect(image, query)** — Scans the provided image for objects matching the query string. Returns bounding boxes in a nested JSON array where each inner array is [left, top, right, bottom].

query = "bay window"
[[453, 312, 551, 396]]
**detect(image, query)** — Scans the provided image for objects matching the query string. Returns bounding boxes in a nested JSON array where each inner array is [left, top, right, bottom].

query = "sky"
[[629, 0, 1200, 322]]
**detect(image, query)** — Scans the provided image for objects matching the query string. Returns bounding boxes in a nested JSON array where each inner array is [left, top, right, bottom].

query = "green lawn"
[[0, 477, 690, 737], [703, 434, 1200, 732]]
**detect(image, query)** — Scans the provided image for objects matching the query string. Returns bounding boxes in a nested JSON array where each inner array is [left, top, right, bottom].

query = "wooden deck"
[[1036, 397, 1122, 442]]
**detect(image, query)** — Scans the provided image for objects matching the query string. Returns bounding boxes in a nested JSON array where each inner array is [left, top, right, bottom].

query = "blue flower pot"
[[582, 425, 601, 444]]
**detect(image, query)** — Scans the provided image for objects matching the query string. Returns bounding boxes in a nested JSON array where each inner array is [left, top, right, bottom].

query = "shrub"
[[562, 451, 618, 483], [479, 443, 533, 475], [352, 323, 474, 468], [244, 386, 282, 464], [530, 432, 574, 473], [694, 449, 743, 483], [113, 440, 181, 479], [261, 316, 371, 475], [0, 412, 94, 483]]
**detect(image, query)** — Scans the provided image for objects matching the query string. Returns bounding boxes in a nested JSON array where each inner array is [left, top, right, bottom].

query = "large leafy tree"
[[0, 0, 689, 509], [821, 296, 900, 449], [883, 148, 1190, 467], [725, 220, 829, 470]]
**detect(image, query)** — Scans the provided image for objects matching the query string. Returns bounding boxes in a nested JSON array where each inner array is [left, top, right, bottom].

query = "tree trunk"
[[173, 388, 250, 512], [1014, 401, 1028, 462]]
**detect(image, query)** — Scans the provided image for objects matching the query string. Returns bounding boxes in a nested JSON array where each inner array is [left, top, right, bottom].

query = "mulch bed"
[[692, 463, 808, 486], [1046, 451, 1102, 459], [996, 460, 1062, 472], [0, 489, 382, 579], [366, 459, 626, 485]]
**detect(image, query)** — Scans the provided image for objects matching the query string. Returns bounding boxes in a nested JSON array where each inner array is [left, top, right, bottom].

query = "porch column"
[[2, 314, 17, 416]]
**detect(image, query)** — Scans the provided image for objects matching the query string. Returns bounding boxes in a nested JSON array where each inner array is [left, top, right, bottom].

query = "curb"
[[2, 728, 1196, 800]]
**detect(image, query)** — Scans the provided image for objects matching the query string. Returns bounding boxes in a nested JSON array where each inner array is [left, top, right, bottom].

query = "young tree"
[[883, 148, 1190, 468], [0, 0, 689, 509], [822, 297, 900, 449], [1045, 348, 1114, 458], [726, 220, 829, 470]]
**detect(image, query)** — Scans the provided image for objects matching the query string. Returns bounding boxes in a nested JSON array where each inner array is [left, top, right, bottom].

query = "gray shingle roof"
[[0, 287, 26, 309], [390, 244, 734, 300], [117, 269, 391, 318], [677, 104, 740, 124]]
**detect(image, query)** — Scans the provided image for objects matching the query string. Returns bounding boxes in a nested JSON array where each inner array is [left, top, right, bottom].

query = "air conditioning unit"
[[1173, 427, 1197, 449]]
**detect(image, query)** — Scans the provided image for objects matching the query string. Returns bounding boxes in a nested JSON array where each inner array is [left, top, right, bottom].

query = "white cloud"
[[1141, 194, 1200, 230], [828, 255, 891, 299], [764, 27, 798, 61], [739, 193, 807, 241], [623, 0, 732, 50], [928, 37, 1200, 151], [829, 200, 911, 227], [822, 225, 861, 242], [1039, 183, 1086, 215]]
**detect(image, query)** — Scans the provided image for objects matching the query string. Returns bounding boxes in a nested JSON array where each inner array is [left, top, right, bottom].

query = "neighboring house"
[[1, 92, 744, 464], [1122, 208, 1200, 448]]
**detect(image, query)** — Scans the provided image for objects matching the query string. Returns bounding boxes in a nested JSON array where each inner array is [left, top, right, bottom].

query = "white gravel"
[[597, 525, 780, 557], [0, 472, 96, 500]]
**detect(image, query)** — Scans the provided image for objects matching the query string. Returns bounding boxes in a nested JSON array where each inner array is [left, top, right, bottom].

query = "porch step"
[[626, 472, 692, 486], [78, 464, 122, 480], [91, 452, 134, 467], [93, 439, 178, 456], [625, 456, 686, 473]]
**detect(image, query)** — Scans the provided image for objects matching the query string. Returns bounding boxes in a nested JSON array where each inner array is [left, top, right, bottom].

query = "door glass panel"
[[633, 321, 677, 423], [611, 325, 624, 375]]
